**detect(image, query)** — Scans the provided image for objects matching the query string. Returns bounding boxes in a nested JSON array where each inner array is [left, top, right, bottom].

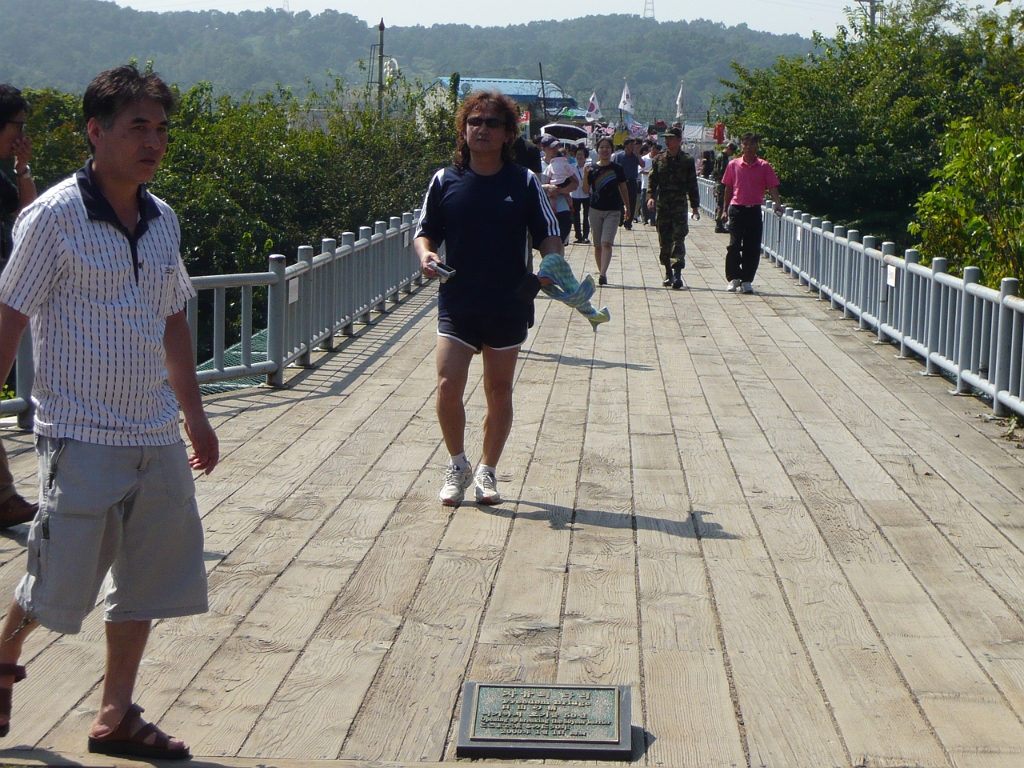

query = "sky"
[[115, 0, 863, 39]]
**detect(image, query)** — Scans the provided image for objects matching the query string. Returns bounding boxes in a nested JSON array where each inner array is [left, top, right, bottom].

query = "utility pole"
[[538, 62, 548, 122], [857, 0, 883, 26], [377, 19, 385, 117]]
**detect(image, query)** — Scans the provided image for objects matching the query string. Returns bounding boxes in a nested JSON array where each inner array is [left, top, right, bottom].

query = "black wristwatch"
[[15, 164, 31, 179]]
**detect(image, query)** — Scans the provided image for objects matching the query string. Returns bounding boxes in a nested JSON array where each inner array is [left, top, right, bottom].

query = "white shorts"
[[16, 437, 208, 634]]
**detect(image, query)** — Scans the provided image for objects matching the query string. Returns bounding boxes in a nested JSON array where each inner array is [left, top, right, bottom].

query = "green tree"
[[910, 109, 1024, 286], [719, 0, 1024, 248], [21, 87, 89, 189]]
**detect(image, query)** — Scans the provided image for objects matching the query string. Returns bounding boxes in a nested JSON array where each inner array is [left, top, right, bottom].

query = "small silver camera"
[[434, 262, 455, 283]]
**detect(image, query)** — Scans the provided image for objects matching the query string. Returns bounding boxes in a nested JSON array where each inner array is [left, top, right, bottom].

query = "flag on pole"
[[675, 81, 684, 120], [585, 92, 602, 122], [623, 112, 648, 138], [618, 80, 633, 114]]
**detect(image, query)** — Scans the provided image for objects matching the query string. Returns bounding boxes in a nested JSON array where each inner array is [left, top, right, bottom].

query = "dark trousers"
[[725, 205, 763, 282], [572, 197, 590, 240], [556, 210, 572, 245], [622, 179, 638, 225]]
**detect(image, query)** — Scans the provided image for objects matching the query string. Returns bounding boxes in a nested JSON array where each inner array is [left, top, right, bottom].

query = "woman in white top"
[[638, 142, 654, 225], [570, 145, 591, 243]]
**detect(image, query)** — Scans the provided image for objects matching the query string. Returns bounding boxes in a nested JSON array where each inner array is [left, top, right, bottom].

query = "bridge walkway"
[[2, 215, 1024, 768]]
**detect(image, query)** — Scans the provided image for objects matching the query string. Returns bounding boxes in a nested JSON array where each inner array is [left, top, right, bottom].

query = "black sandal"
[[0, 663, 27, 738], [87, 703, 191, 760]]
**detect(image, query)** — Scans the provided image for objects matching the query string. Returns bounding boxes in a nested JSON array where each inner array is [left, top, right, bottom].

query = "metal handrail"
[[745, 186, 1024, 419], [2, 208, 425, 422]]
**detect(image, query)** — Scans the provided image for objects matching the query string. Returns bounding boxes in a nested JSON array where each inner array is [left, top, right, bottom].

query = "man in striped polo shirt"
[[0, 66, 217, 759]]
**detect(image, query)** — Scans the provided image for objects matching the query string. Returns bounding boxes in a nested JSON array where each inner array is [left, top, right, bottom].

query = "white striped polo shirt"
[[0, 164, 196, 446]]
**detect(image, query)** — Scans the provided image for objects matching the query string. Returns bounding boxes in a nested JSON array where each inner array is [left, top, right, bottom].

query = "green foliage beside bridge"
[[911, 100, 1024, 287], [18, 74, 457, 358], [21, 76, 457, 279], [720, 0, 1024, 285]]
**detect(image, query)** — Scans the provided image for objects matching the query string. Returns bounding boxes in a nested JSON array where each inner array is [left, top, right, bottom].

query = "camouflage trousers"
[[656, 207, 689, 271]]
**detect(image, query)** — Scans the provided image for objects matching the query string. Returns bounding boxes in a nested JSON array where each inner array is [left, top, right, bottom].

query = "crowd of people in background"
[[519, 128, 779, 295]]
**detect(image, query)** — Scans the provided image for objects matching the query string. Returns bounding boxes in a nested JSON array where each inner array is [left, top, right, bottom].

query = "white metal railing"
[[757, 198, 1024, 418], [3, 209, 426, 423]]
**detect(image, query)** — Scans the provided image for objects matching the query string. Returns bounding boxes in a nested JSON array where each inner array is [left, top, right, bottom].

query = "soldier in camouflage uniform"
[[713, 141, 737, 233], [646, 126, 700, 290]]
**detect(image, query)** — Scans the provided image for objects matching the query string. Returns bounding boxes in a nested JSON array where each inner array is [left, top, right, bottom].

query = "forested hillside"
[[0, 0, 815, 119]]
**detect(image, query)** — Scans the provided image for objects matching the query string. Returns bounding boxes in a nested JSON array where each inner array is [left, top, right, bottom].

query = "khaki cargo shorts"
[[16, 437, 209, 634]]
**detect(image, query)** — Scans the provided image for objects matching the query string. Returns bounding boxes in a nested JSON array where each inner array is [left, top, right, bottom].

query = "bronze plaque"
[[472, 684, 618, 742], [457, 682, 632, 760]]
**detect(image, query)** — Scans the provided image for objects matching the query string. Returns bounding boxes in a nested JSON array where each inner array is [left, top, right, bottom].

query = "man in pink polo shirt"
[[720, 132, 782, 294]]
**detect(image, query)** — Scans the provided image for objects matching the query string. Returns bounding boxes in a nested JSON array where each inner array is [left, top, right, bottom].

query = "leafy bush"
[[719, 0, 1024, 250], [910, 102, 1024, 286]]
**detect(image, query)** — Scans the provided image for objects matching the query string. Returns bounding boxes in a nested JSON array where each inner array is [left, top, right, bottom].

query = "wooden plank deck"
[[3, 215, 1024, 768]]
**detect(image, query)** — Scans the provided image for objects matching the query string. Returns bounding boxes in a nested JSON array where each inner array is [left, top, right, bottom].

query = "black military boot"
[[672, 266, 685, 290], [662, 267, 673, 287]]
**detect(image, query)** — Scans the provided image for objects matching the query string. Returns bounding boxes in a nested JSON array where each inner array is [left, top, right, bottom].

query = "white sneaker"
[[725, 279, 742, 292], [439, 463, 474, 505], [474, 467, 502, 505], [741, 282, 755, 294]]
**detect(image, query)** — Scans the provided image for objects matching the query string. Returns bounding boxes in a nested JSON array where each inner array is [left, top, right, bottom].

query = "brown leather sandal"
[[0, 663, 27, 738], [87, 703, 191, 760]]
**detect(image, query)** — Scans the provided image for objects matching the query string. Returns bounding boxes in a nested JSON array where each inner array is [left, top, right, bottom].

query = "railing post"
[[878, 242, 895, 342], [320, 238, 337, 351], [831, 225, 846, 310], [900, 249, 919, 358], [412, 209, 424, 287], [359, 226, 374, 323], [297, 245, 314, 367], [819, 221, 832, 301], [374, 221, 387, 312], [925, 257, 947, 374], [844, 230, 860, 319], [781, 207, 794, 272], [809, 217, 822, 292], [15, 330, 33, 431], [266, 253, 286, 387], [389, 216, 403, 302], [956, 266, 981, 393], [993, 277, 1020, 416], [341, 232, 356, 335], [797, 213, 811, 284], [859, 235, 876, 330]]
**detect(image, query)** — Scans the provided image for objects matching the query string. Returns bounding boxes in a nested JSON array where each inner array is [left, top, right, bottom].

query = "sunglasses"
[[467, 116, 504, 128]]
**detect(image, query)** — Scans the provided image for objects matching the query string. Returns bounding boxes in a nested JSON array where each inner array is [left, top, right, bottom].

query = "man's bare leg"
[[0, 600, 37, 732], [90, 619, 185, 751], [480, 345, 520, 468], [436, 336, 475, 457]]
